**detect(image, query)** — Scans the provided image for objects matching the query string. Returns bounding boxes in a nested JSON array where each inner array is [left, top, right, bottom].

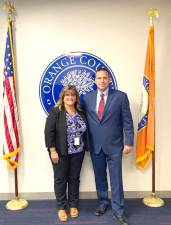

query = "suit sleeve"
[[81, 94, 87, 111], [121, 94, 134, 146], [44, 108, 57, 149], [80, 111, 90, 152]]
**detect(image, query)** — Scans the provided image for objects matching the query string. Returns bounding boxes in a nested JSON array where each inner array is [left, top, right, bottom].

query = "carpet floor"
[[0, 199, 171, 225]]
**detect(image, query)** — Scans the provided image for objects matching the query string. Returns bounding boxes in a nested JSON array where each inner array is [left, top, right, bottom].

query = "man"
[[83, 68, 134, 225]]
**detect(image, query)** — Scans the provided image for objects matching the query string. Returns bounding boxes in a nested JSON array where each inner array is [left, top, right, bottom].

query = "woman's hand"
[[50, 148, 59, 164]]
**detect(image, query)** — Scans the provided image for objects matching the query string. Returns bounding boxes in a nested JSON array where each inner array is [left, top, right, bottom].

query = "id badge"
[[74, 137, 80, 146]]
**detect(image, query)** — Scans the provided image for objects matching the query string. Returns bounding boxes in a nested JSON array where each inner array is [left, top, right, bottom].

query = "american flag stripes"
[[3, 18, 20, 169]]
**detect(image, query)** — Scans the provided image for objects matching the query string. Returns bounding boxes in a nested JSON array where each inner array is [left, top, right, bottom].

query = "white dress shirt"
[[96, 88, 109, 114]]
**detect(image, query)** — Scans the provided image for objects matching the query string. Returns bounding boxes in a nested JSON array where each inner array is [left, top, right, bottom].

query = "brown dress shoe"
[[58, 209, 68, 222], [70, 207, 79, 217]]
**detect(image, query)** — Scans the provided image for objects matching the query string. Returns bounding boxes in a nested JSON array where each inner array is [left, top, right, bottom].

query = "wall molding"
[[0, 191, 171, 200]]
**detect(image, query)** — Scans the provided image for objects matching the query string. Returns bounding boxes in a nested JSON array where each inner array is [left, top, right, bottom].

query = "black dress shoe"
[[113, 213, 129, 225], [95, 206, 107, 216]]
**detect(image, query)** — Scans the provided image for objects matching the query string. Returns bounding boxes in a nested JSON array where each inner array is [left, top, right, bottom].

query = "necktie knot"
[[100, 93, 104, 99]]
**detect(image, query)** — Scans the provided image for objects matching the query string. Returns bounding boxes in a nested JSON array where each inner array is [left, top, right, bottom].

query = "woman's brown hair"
[[56, 85, 82, 111]]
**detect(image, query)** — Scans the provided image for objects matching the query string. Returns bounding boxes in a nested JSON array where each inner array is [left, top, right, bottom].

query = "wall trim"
[[0, 191, 171, 201]]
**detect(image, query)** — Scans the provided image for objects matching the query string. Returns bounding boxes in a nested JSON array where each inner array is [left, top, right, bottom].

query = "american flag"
[[3, 18, 20, 169]]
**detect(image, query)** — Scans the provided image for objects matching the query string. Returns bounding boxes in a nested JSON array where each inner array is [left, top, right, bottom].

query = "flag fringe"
[[136, 148, 153, 169], [3, 147, 20, 159], [7, 159, 18, 169]]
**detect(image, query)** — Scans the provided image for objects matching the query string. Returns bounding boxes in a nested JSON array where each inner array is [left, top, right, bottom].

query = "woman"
[[45, 85, 88, 222]]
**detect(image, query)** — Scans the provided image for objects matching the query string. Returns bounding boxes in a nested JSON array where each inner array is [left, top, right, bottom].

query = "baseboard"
[[0, 191, 171, 201]]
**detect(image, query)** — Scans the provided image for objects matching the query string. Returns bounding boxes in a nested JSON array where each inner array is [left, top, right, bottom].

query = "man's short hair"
[[96, 68, 109, 74]]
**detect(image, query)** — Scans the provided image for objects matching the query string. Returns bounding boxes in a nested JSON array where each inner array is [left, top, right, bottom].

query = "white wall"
[[0, 0, 171, 197]]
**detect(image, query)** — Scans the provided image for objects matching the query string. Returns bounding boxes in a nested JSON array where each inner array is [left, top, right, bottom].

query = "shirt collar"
[[97, 88, 109, 97]]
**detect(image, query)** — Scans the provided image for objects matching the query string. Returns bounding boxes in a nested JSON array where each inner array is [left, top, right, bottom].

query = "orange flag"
[[136, 25, 155, 169]]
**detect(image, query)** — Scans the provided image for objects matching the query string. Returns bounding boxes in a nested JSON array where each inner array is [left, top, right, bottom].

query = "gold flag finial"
[[3, 1, 16, 20], [148, 8, 159, 26]]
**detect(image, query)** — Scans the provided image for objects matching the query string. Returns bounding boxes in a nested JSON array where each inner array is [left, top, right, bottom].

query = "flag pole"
[[6, 168, 28, 210], [14, 168, 19, 198], [142, 8, 164, 207], [3, 1, 28, 211]]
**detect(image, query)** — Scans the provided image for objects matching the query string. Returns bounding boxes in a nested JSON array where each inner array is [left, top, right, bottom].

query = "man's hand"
[[123, 145, 133, 155]]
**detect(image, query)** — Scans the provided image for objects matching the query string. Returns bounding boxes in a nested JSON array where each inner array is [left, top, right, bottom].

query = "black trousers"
[[51, 151, 85, 210]]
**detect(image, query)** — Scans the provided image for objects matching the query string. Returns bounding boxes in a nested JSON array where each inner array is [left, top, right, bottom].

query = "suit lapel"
[[101, 89, 114, 121], [60, 109, 67, 137], [91, 90, 100, 123]]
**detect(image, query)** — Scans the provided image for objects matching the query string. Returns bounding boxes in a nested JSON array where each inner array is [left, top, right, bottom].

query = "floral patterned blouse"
[[66, 112, 87, 154]]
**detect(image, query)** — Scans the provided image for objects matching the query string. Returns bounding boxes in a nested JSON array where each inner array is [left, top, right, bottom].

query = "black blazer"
[[45, 107, 89, 156]]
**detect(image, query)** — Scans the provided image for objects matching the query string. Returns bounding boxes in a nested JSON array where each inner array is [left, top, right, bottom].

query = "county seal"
[[39, 52, 117, 114]]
